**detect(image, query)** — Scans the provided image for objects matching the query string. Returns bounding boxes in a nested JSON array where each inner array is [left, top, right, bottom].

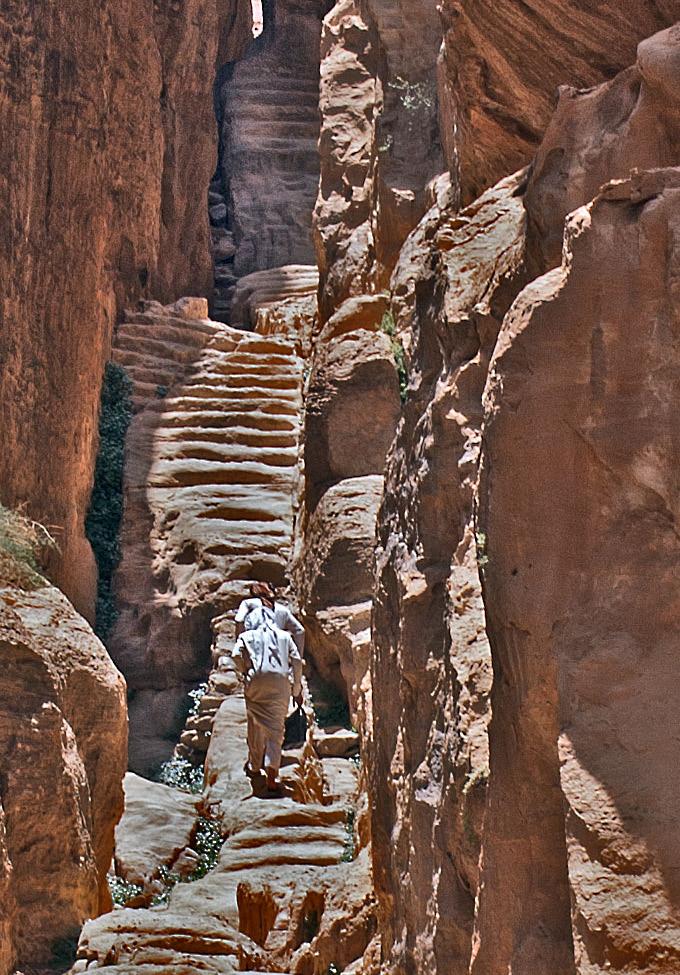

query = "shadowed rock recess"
[[1, 4, 680, 975]]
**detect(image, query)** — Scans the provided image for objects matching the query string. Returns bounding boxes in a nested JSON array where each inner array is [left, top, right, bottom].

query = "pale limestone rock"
[[314, 727, 360, 758], [108, 300, 305, 774], [304, 332, 399, 511], [230, 265, 319, 328], [114, 773, 198, 887], [298, 476, 383, 615], [0, 582, 126, 972]]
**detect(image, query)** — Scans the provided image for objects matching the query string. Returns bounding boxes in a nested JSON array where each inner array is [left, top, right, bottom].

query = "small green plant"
[[0, 503, 57, 589], [189, 816, 223, 880], [155, 383, 168, 398], [388, 76, 434, 113], [150, 818, 223, 905], [341, 808, 356, 863], [379, 311, 408, 403], [157, 756, 204, 794], [108, 874, 144, 906], [188, 682, 208, 718], [85, 361, 133, 640], [151, 865, 181, 906], [475, 531, 489, 570]]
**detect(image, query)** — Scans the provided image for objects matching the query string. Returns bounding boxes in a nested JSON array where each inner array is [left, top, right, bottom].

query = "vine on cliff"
[[85, 361, 133, 640], [379, 311, 408, 402]]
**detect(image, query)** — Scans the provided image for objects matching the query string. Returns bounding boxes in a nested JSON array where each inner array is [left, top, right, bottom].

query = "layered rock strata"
[[109, 298, 305, 775], [0, 0, 251, 615], [473, 167, 680, 975], [439, 0, 680, 206], [0, 581, 126, 974], [210, 0, 325, 322]]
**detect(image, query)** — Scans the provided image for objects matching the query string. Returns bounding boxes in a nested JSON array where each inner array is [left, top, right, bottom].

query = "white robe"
[[235, 597, 305, 656]]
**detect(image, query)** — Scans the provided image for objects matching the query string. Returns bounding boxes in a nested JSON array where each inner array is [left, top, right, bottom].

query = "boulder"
[[114, 773, 199, 887], [304, 330, 400, 510], [525, 22, 680, 272], [0, 582, 126, 972]]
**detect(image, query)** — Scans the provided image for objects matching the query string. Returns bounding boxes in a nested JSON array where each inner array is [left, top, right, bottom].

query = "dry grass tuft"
[[0, 503, 58, 589]]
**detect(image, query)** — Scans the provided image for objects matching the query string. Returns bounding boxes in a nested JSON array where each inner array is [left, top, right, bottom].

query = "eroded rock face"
[[304, 328, 400, 511], [0, 582, 126, 972], [473, 167, 680, 975], [525, 22, 680, 272], [211, 0, 325, 320], [438, 0, 680, 207], [0, 0, 250, 617], [371, 169, 528, 973], [110, 299, 305, 774], [314, 0, 443, 322]]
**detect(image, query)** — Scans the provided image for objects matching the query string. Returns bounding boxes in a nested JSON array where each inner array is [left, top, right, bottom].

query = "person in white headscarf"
[[235, 581, 305, 656], [231, 615, 303, 793]]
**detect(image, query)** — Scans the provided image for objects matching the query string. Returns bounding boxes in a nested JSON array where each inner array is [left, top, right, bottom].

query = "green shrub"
[[188, 816, 223, 879], [0, 503, 56, 589], [85, 362, 133, 640], [157, 756, 204, 794], [340, 808, 356, 863], [108, 875, 144, 906], [379, 311, 408, 403]]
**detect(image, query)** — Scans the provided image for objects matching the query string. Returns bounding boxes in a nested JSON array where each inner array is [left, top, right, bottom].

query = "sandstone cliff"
[[0, 580, 126, 974], [0, 0, 251, 617]]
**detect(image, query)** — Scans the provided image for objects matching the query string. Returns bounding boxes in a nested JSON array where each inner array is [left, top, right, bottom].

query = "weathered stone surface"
[[304, 329, 400, 510], [230, 265, 319, 328], [0, 0, 250, 617], [439, 0, 680, 207], [473, 168, 680, 975], [525, 22, 680, 273], [371, 169, 528, 974], [0, 582, 126, 972], [314, 0, 443, 321], [110, 301, 305, 775], [74, 658, 376, 975], [213, 0, 325, 322], [114, 773, 199, 888], [299, 475, 383, 614], [313, 0, 380, 322]]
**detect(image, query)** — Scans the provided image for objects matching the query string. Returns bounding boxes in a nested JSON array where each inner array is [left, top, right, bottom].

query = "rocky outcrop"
[[210, 0, 325, 321], [0, 581, 126, 973], [73, 616, 376, 975], [473, 167, 680, 975], [0, 0, 251, 617], [438, 0, 680, 206], [524, 22, 680, 272], [114, 773, 199, 889], [370, 168, 528, 973], [314, 0, 443, 322], [110, 298, 305, 775]]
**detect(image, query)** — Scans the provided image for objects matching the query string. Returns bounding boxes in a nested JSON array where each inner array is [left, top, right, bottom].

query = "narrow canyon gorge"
[[1, 2, 680, 975]]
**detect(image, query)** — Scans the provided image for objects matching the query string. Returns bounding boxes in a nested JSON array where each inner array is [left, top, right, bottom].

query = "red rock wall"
[[0, 581, 127, 973], [439, 0, 680, 206], [0, 0, 251, 618]]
